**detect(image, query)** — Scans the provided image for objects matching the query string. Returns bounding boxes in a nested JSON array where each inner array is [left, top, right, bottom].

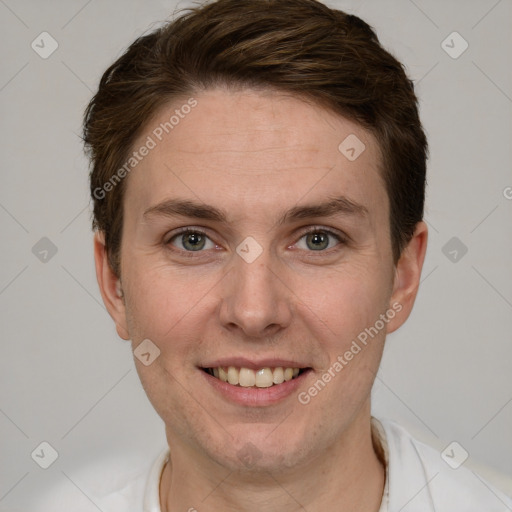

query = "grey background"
[[1, 0, 511, 509]]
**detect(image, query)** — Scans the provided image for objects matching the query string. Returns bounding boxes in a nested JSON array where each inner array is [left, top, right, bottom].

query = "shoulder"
[[375, 417, 512, 512]]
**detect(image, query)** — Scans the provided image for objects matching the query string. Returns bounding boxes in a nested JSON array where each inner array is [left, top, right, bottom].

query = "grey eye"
[[296, 231, 340, 251], [169, 231, 215, 251]]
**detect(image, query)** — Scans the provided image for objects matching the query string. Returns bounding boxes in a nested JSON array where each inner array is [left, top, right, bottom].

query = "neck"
[[160, 407, 385, 512]]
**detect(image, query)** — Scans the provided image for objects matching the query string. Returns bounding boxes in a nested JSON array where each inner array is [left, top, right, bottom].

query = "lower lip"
[[200, 369, 312, 407]]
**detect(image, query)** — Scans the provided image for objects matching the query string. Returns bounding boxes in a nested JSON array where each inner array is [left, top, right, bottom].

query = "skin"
[[95, 87, 428, 511]]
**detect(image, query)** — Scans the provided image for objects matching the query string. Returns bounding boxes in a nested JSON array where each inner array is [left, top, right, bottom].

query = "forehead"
[[123, 88, 386, 219]]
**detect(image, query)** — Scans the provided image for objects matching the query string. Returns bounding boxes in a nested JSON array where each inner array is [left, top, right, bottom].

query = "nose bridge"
[[220, 246, 292, 337]]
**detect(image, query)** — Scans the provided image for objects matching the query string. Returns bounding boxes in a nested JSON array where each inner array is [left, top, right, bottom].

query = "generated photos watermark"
[[93, 97, 198, 200], [298, 301, 402, 405]]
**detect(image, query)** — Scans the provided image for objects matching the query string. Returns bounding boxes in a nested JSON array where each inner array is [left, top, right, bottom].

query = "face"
[[95, 87, 426, 473]]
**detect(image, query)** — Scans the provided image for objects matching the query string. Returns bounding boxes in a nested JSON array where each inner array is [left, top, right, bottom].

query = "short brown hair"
[[84, 0, 427, 276]]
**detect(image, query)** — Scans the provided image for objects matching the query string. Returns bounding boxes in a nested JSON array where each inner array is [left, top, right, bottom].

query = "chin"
[[206, 426, 312, 474]]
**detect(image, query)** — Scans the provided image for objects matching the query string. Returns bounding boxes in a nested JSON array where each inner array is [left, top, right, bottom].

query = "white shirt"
[[36, 418, 512, 512]]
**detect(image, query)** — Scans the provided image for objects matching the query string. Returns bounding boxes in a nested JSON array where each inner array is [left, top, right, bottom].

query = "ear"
[[386, 221, 428, 334], [93, 231, 130, 340]]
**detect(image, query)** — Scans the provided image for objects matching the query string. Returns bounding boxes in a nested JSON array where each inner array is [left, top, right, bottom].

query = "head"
[[85, 0, 428, 473]]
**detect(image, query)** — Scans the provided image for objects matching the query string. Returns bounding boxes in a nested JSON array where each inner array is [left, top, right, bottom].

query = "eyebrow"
[[278, 196, 368, 225], [143, 196, 368, 224]]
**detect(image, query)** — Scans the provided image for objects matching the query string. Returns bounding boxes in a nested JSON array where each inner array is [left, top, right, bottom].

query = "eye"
[[295, 229, 343, 251], [167, 229, 216, 252]]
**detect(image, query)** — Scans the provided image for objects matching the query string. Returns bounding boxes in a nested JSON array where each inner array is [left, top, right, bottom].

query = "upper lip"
[[201, 357, 310, 370]]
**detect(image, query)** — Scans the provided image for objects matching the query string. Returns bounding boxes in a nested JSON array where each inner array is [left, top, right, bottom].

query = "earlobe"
[[93, 231, 130, 340], [386, 221, 428, 334]]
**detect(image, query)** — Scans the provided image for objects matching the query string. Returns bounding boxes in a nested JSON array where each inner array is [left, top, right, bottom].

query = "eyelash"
[[165, 226, 347, 255]]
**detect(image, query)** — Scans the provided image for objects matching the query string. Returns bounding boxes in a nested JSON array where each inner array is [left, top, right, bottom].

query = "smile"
[[203, 366, 307, 388]]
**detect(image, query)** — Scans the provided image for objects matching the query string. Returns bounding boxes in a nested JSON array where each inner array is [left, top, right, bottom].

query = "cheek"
[[123, 258, 216, 340], [293, 262, 393, 342]]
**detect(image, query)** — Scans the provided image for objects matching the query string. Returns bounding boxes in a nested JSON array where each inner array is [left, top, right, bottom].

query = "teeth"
[[239, 368, 256, 387], [227, 366, 239, 385], [273, 367, 284, 384], [284, 367, 294, 381], [207, 366, 303, 388], [218, 367, 228, 382], [255, 368, 273, 388]]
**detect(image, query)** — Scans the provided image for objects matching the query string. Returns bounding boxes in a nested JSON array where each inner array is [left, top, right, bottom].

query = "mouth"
[[202, 366, 310, 388]]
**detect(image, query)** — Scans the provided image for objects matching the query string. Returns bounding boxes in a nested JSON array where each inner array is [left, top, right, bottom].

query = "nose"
[[219, 251, 293, 339]]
